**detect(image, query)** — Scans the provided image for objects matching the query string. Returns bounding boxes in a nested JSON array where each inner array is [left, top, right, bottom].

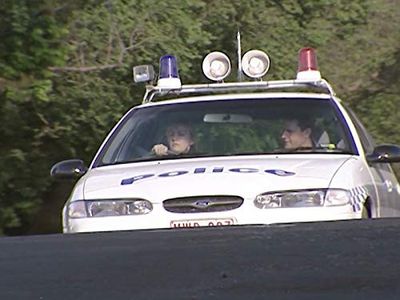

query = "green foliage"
[[0, 0, 400, 235], [0, 0, 70, 234], [0, 1, 68, 78]]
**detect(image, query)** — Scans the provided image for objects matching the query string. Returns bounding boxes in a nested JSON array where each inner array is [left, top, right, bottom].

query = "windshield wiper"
[[107, 152, 215, 165]]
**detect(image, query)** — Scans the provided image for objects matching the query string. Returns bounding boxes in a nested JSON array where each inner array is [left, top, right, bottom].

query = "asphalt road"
[[1, 218, 400, 300]]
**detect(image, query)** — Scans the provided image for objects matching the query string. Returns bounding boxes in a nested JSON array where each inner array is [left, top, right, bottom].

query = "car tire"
[[361, 199, 372, 219]]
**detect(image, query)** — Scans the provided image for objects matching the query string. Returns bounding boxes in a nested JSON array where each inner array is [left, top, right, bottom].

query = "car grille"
[[163, 196, 243, 213]]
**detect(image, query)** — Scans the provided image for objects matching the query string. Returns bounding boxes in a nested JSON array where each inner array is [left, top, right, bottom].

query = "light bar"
[[157, 55, 182, 88], [296, 47, 321, 81], [143, 79, 336, 102], [241, 50, 270, 79], [136, 46, 336, 103]]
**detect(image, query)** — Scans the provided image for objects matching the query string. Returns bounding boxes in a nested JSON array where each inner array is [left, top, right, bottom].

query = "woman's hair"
[[166, 122, 194, 139]]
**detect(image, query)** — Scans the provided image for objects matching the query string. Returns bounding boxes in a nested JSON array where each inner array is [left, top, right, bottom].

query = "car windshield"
[[93, 97, 355, 167]]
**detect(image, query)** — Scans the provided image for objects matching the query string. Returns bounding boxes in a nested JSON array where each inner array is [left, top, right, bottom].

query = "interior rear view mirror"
[[203, 113, 253, 123]]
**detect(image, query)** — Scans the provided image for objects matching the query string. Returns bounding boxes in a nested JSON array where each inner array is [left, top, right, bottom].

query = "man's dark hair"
[[285, 115, 314, 131], [296, 117, 314, 131]]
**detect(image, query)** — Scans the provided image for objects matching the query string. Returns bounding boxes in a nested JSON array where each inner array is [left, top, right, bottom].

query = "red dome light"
[[298, 47, 318, 72], [296, 47, 321, 81]]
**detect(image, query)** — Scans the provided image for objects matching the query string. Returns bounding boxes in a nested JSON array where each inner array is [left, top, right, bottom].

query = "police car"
[[51, 47, 400, 233]]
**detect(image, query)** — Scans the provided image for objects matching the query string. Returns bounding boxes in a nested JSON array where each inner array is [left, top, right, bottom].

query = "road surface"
[[1, 218, 400, 299]]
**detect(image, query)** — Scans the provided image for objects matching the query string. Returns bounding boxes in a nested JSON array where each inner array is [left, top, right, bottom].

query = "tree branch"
[[48, 64, 122, 73]]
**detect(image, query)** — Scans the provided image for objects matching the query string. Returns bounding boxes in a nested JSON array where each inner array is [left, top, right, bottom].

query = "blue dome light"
[[159, 55, 178, 78], [157, 55, 182, 88]]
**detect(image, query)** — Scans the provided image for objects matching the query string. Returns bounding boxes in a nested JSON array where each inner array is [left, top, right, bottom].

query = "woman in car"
[[152, 122, 195, 156]]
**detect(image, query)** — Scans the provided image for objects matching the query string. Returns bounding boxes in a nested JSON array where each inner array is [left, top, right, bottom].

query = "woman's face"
[[166, 124, 194, 154]]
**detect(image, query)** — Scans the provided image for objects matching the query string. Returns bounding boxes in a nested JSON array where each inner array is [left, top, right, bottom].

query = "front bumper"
[[64, 202, 358, 233]]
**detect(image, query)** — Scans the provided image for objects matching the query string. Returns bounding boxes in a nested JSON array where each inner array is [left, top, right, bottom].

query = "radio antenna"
[[237, 31, 243, 81]]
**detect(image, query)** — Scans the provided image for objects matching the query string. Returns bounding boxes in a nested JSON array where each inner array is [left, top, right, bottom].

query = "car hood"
[[82, 155, 352, 202]]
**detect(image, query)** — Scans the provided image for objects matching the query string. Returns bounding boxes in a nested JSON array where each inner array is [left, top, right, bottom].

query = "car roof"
[[135, 92, 337, 109]]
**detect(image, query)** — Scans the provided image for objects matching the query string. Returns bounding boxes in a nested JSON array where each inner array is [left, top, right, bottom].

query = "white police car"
[[51, 47, 400, 233]]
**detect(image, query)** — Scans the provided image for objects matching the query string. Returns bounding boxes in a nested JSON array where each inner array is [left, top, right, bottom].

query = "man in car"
[[281, 118, 314, 150]]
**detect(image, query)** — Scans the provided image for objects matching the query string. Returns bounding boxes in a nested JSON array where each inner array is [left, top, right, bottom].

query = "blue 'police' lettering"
[[121, 174, 154, 185], [158, 170, 188, 177], [194, 168, 206, 174], [229, 168, 258, 173], [264, 169, 295, 176], [121, 166, 296, 185]]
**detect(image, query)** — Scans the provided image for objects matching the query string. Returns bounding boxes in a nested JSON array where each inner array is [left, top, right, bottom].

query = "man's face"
[[281, 120, 312, 149], [166, 124, 194, 154]]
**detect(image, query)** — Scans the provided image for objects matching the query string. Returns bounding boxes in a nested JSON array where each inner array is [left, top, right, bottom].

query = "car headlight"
[[254, 189, 350, 209], [67, 199, 153, 218]]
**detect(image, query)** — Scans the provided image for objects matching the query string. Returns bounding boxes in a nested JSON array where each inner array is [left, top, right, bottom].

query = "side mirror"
[[366, 144, 400, 163], [50, 159, 88, 179]]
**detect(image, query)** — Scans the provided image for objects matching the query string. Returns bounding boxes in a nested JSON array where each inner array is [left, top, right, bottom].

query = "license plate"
[[170, 218, 235, 228]]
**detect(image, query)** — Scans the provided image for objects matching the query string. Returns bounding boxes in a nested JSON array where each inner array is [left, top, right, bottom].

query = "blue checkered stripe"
[[349, 186, 368, 212]]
